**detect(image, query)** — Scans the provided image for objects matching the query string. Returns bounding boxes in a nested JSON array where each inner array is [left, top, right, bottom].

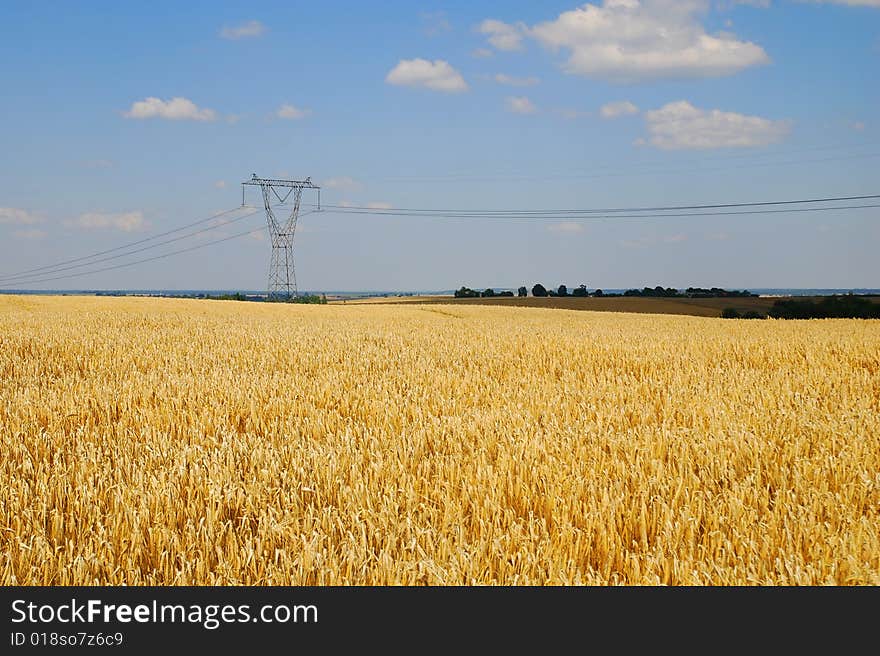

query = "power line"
[[1, 227, 262, 288], [4, 191, 875, 289], [0, 205, 249, 280], [314, 193, 880, 216], [0, 207, 262, 284], [2, 210, 318, 289], [320, 203, 880, 221]]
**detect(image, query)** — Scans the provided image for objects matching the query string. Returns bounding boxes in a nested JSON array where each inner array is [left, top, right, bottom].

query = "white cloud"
[[0, 207, 42, 225], [478, 19, 527, 51], [322, 177, 363, 192], [530, 0, 770, 81], [276, 104, 311, 120], [851, 121, 866, 131], [123, 97, 216, 121], [505, 96, 537, 114], [385, 59, 468, 92], [220, 20, 266, 40], [494, 73, 540, 86], [472, 48, 494, 58], [214, 180, 227, 189], [643, 100, 790, 149], [13, 228, 47, 240], [600, 100, 639, 118], [548, 222, 585, 233], [66, 211, 147, 232]]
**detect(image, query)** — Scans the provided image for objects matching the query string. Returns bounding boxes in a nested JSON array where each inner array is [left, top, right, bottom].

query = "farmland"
[[337, 293, 880, 318], [1, 295, 878, 584]]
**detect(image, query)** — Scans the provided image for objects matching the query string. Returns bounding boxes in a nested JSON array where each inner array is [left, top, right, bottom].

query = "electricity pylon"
[[242, 174, 320, 300]]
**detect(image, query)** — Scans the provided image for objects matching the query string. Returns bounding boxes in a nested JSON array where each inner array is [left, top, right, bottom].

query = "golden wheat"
[[1, 295, 878, 584]]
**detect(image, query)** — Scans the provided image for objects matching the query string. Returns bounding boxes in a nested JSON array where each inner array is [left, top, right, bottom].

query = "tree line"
[[723, 295, 880, 319], [455, 284, 755, 299]]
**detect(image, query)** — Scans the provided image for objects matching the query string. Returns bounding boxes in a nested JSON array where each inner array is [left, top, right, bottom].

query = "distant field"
[[336, 294, 784, 317], [2, 296, 878, 585]]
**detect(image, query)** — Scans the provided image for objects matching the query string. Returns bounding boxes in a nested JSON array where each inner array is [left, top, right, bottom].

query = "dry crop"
[[1, 295, 878, 584]]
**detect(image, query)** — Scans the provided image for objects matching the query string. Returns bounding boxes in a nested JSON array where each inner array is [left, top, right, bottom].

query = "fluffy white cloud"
[[478, 19, 526, 51], [123, 97, 216, 121], [600, 100, 639, 118], [66, 211, 147, 232], [366, 202, 393, 210], [0, 207, 42, 225], [530, 0, 769, 81], [505, 96, 538, 114], [220, 20, 266, 40], [385, 59, 468, 92], [643, 100, 790, 149], [276, 104, 310, 120], [494, 73, 540, 86]]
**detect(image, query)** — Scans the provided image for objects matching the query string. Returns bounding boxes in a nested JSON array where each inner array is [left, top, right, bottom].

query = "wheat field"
[[1, 295, 878, 585]]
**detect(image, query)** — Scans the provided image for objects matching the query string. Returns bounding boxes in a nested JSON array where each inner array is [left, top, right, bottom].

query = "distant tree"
[[482, 288, 495, 297], [557, 284, 568, 297], [593, 289, 604, 297], [499, 290, 514, 297], [455, 286, 480, 298], [572, 284, 587, 297], [532, 283, 548, 297], [721, 307, 740, 319], [517, 286, 528, 297], [769, 295, 880, 319]]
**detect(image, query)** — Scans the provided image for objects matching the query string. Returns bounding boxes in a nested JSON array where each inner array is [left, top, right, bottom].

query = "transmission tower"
[[242, 174, 320, 300]]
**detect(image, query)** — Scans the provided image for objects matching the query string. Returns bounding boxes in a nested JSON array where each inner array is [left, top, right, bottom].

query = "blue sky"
[[0, 0, 878, 291]]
